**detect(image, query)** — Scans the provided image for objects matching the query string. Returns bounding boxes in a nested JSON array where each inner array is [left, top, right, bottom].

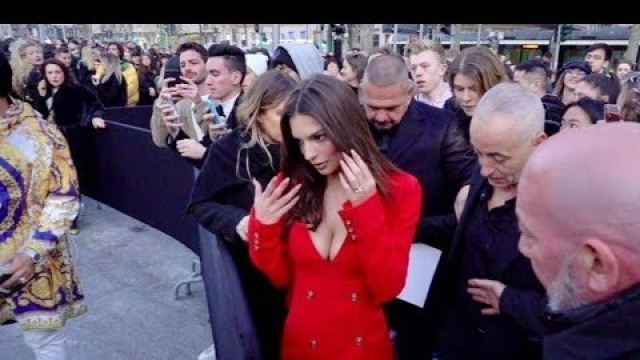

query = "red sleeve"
[[247, 207, 291, 288], [338, 172, 422, 303]]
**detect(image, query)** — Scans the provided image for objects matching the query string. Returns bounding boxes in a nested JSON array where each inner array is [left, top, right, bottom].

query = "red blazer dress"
[[248, 171, 422, 360]]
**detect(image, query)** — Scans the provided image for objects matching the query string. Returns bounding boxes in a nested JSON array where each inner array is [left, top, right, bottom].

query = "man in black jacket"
[[518, 123, 640, 360], [439, 83, 549, 360], [360, 53, 477, 359]]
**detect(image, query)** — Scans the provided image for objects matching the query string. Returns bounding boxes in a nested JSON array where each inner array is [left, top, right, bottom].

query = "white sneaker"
[[197, 344, 216, 360]]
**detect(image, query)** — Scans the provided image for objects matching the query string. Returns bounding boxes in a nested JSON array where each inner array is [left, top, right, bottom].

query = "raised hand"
[[159, 102, 181, 138], [159, 78, 181, 101], [338, 149, 377, 206], [174, 76, 199, 102], [253, 176, 301, 225]]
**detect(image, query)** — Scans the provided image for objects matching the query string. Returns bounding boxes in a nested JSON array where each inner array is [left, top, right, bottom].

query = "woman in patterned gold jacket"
[[0, 50, 86, 359]]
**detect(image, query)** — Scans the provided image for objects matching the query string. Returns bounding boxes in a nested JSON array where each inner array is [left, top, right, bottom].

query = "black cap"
[[559, 60, 592, 76]]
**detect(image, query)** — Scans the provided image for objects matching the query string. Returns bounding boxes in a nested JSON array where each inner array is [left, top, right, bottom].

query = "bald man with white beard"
[[517, 122, 640, 359]]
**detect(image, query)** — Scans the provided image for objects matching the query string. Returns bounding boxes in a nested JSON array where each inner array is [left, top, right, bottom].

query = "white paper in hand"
[[397, 243, 442, 308]]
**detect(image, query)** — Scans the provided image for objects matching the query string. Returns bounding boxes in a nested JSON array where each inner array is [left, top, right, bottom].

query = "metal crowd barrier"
[[86, 106, 262, 358]]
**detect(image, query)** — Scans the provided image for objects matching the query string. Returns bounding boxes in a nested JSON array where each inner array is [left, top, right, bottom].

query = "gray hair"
[[471, 82, 545, 142]]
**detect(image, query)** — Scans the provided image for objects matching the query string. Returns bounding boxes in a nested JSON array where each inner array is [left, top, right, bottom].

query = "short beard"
[[546, 257, 589, 312]]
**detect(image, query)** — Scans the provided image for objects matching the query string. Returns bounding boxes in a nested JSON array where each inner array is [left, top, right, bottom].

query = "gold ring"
[[353, 186, 364, 193]]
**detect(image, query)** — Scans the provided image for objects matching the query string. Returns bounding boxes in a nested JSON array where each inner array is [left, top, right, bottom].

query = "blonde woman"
[[91, 52, 127, 107], [9, 39, 44, 103], [187, 70, 298, 360], [77, 44, 97, 87]]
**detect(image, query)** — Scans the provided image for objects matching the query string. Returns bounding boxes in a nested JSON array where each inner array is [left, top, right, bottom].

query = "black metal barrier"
[[85, 106, 200, 254], [89, 106, 264, 358], [198, 226, 261, 359]]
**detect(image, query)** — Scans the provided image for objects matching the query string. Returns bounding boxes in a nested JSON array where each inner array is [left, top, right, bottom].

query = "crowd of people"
[[1, 32, 639, 360]]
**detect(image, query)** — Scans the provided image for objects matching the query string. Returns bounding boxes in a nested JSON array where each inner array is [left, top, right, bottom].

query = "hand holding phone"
[[604, 104, 621, 122], [203, 99, 226, 125], [164, 69, 185, 89]]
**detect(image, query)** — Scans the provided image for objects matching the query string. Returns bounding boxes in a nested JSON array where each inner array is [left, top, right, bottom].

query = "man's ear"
[[581, 238, 619, 294], [231, 70, 243, 86], [532, 131, 548, 147], [406, 80, 415, 99]]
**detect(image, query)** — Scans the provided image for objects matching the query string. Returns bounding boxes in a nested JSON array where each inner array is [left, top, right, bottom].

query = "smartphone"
[[203, 99, 225, 125], [164, 69, 185, 88], [604, 104, 621, 122]]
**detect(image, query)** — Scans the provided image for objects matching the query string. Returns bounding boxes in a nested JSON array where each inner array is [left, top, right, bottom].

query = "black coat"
[[543, 284, 640, 360], [187, 127, 286, 360], [377, 99, 477, 359], [541, 94, 566, 136], [93, 74, 127, 108], [77, 61, 95, 89], [23, 68, 43, 105], [439, 167, 548, 360], [379, 99, 476, 249], [32, 84, 105, 191], [137, 69, 158, 106]]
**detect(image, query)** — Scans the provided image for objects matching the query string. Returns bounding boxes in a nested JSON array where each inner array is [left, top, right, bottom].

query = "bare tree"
[[624, 24, 640, 63], [347, 24, 357, 50], [359, 24, 375, 54], [451, 24, 461, 52]]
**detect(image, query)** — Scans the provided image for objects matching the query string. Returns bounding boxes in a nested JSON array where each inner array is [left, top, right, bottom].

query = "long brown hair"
[[447, 46, 508, 104], [280, 74, 398, 231]]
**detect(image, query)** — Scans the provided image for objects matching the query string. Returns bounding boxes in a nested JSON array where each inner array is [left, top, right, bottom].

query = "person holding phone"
[[150, 42, 211, 167], [248, 74, 422, 360], [153, 43, 247, 169]]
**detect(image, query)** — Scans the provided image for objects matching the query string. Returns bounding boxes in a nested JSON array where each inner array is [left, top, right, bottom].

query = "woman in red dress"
[[248, 74, 422, 359]]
